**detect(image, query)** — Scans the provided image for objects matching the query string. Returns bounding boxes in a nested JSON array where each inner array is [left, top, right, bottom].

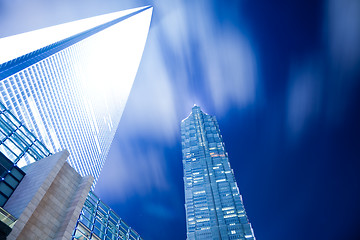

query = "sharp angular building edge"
[[0, 6, 152, 239], [181, 106, 255, 240], [0, 6, 153, 187], [0, 103, 143, 240], [5, 150, 94, 240]]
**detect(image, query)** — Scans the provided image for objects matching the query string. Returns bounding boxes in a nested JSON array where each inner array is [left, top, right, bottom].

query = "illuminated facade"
[[0, 101, 50, 207], [0, 100, 142, 239], [73, 191, 143, 240], [0, 6, 153, 186], [181, 106, 255, 240], [0, 102, 51, 166]]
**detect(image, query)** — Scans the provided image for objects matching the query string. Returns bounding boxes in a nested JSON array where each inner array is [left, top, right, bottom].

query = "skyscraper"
[[73, 191, 143, 240], [0, 93, 142, 240], [0, 6, 151, 239], [0, 101, 51, 207], [181, 105, 255, 240], [0, 6, 153, 186]]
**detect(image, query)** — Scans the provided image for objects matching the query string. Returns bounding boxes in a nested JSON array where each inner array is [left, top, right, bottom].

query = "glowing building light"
[[0, 6, 153, 187]]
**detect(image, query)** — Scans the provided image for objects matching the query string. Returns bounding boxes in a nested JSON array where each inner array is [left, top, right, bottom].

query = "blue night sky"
[[1, 0, 360, 239]]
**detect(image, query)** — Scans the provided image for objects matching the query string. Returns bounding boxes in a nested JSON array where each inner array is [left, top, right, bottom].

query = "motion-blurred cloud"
[[286, 0, 360, 140], [324, 0, 360, 125], [96, 0, 259, 198], [96, 136, 169, 202], [287, 57, 323, 140]]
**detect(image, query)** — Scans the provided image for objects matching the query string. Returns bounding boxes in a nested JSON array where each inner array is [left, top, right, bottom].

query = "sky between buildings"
[[1, 0, 360, 239]]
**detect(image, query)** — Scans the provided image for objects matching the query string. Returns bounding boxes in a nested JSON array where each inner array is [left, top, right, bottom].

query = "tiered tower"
[[181, 106, 255, 240]]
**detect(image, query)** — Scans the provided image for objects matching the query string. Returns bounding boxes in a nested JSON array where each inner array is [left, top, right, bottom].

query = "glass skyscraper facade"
[[181, 106, 255, 240], [0, 101, 50, 206], [0, 102, 51, 166], [0, 90, 143, 239], [0, 6, 153, 186], [73, 191, 142, 240]]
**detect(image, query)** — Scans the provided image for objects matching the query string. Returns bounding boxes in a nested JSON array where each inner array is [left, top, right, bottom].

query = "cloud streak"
[[286, 0, 360, 140], [96, 0, 260, 200], [96, 136, 169, 202]]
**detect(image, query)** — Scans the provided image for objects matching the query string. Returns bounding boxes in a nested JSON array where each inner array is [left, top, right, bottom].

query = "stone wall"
[[4, 150, 93, 240]]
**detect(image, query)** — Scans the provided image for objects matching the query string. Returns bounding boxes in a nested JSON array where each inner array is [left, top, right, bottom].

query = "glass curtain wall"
[[73, 191, 142, 240], [181, 106, 255, 240]]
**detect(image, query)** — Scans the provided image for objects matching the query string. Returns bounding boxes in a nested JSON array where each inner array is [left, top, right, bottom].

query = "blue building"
[[0, 101, 51, 207], [0, 6, 152, 239], [73, 191, 143, 240], [181, 106, 255, 240], [0, 6, 153, 187], [0, 98, 142, 240]]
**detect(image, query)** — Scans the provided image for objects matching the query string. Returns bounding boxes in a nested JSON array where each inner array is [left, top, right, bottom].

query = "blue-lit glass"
[[0, 7, 153, 187], [73, 191, 143, 240], [0, 101, 51, 166], [0, 102, 49, 207], [181, 106, 255, 240]]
